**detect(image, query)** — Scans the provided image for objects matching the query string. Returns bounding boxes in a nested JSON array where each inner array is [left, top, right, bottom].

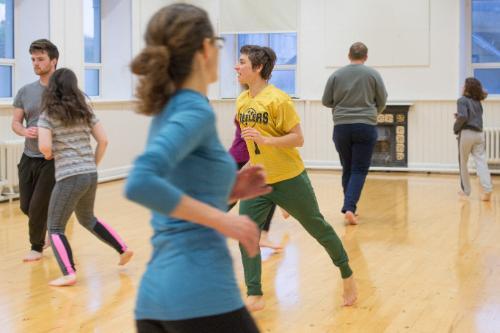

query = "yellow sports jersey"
[[236, 84, 305, 184]]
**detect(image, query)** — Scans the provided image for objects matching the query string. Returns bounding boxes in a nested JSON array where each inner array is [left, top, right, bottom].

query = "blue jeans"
[[333, 124, 377, 213]]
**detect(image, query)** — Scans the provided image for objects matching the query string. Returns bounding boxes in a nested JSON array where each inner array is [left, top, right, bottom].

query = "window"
[[471, 0, 500, 95], [220, 32, 297, 98], [84, 0, 101, 97], [0, 0, 14, 98]]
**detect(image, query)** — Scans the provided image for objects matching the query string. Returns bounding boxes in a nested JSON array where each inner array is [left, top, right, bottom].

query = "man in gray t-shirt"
[[322, 42, 387, 225], [11, 39, 59, 262], [13, 81, 46, 157]]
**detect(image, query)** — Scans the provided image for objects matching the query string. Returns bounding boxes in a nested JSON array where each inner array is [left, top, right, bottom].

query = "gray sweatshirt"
[[322, 64, 388, 126], [453, 96, 484, 134]]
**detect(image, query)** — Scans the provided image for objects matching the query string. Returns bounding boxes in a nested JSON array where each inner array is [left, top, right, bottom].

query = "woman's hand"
[[229, 165, 272, 203], [241, 127, 268, 145], [216, 214, 260, 257]]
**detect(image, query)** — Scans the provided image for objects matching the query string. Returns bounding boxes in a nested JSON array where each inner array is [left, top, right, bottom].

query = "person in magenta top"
[[229, 119, 250, 167]]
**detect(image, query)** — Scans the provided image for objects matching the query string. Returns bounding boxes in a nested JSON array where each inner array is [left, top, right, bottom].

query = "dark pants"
[[18, 154, 55, 252], [228, 162, 276, 232], [136, 307, 260, 333], [333, 124, 377, 214]]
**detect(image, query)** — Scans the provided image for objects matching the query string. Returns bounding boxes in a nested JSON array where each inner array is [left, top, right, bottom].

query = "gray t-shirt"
[[37, 113, 99, 181], [322, 64, 388, 126], [13, 80, 46, 158]]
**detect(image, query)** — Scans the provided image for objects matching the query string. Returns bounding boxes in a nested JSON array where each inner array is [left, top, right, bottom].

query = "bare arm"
[[90, 122, 108, 165], [38, 127, 53, 159], [241, 123, 304, 148], [12, 108, 38, 138]]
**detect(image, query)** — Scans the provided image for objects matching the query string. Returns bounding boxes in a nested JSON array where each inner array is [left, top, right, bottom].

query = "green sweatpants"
[[239, 170, 353, 296]]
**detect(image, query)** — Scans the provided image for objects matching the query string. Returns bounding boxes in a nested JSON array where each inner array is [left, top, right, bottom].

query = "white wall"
[[13, 0, 50, 90], [300, 0, 463, 100], [101, 0, 133, 100], [2, 0, 498, 181]]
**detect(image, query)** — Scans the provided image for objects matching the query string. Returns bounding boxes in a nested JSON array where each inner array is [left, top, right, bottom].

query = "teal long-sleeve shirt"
[[322, 64, 388, 126], [125, 89, 243, 320]]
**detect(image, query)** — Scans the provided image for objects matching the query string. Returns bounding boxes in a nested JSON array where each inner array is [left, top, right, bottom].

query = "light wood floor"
[[1, 170, 500, 333]]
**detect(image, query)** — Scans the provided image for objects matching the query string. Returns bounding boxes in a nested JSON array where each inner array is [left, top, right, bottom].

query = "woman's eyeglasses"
[[211, 37, 225, 49]]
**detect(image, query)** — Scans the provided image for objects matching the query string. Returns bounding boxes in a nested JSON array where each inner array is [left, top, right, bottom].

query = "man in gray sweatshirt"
[[322, 42, 387, 225]]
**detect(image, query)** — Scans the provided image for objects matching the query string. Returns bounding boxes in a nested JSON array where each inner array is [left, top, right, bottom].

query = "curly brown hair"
[[463, 77, 488, 101], [130, 4, 214, 116], [41, 68, 94, 127]]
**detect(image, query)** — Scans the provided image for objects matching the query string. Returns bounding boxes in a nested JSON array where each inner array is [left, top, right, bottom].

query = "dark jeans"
[[18, 154, 55, 252], [136, 307, 260, 333], [333, 124, 377, 214]]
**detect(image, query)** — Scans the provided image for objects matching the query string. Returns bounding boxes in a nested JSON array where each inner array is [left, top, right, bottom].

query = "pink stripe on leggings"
[[51, 234, 75, 274], [97, 219, 127, 252]]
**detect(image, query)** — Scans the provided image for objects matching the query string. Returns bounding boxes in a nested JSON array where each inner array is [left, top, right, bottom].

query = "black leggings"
[[229, 162, 275, 232], [136, 307, 260, 333]]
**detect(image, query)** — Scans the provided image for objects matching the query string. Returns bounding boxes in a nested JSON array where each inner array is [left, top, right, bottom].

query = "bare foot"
[[246, 295, 266, 312], [23, 250, 42, 262], [119, 250, 134, 266], [344, 211, 358, 225], [259, 232, 283, 251], [280, 207, 290, 219], [49, 273, 76, 286], [342, 275, 357, 306], [481, 192, 492, 202], [458, 190, 469, 200]]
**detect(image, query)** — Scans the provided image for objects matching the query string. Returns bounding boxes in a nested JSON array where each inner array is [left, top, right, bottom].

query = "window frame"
[[467, 0, 500, 97], [84, 64, 102, 98], [0, 0, 15, 100], [219, 31, 298, 99], [83, 0, 102, 98]]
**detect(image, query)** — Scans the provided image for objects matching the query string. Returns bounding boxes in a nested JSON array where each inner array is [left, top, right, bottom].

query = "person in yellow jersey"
[[235, 45, 357, 311]]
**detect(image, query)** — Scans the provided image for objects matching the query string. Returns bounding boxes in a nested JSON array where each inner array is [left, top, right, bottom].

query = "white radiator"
[[484, 128, 500, 164], [0, 139, 24, 200]]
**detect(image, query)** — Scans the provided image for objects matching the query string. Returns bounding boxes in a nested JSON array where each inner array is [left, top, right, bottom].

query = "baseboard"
[[97, 165, 132, 182], [304, 160, 500, 175]]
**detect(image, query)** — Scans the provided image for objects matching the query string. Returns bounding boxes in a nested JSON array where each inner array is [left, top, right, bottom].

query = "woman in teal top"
[[125, 4, 270, 333]]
